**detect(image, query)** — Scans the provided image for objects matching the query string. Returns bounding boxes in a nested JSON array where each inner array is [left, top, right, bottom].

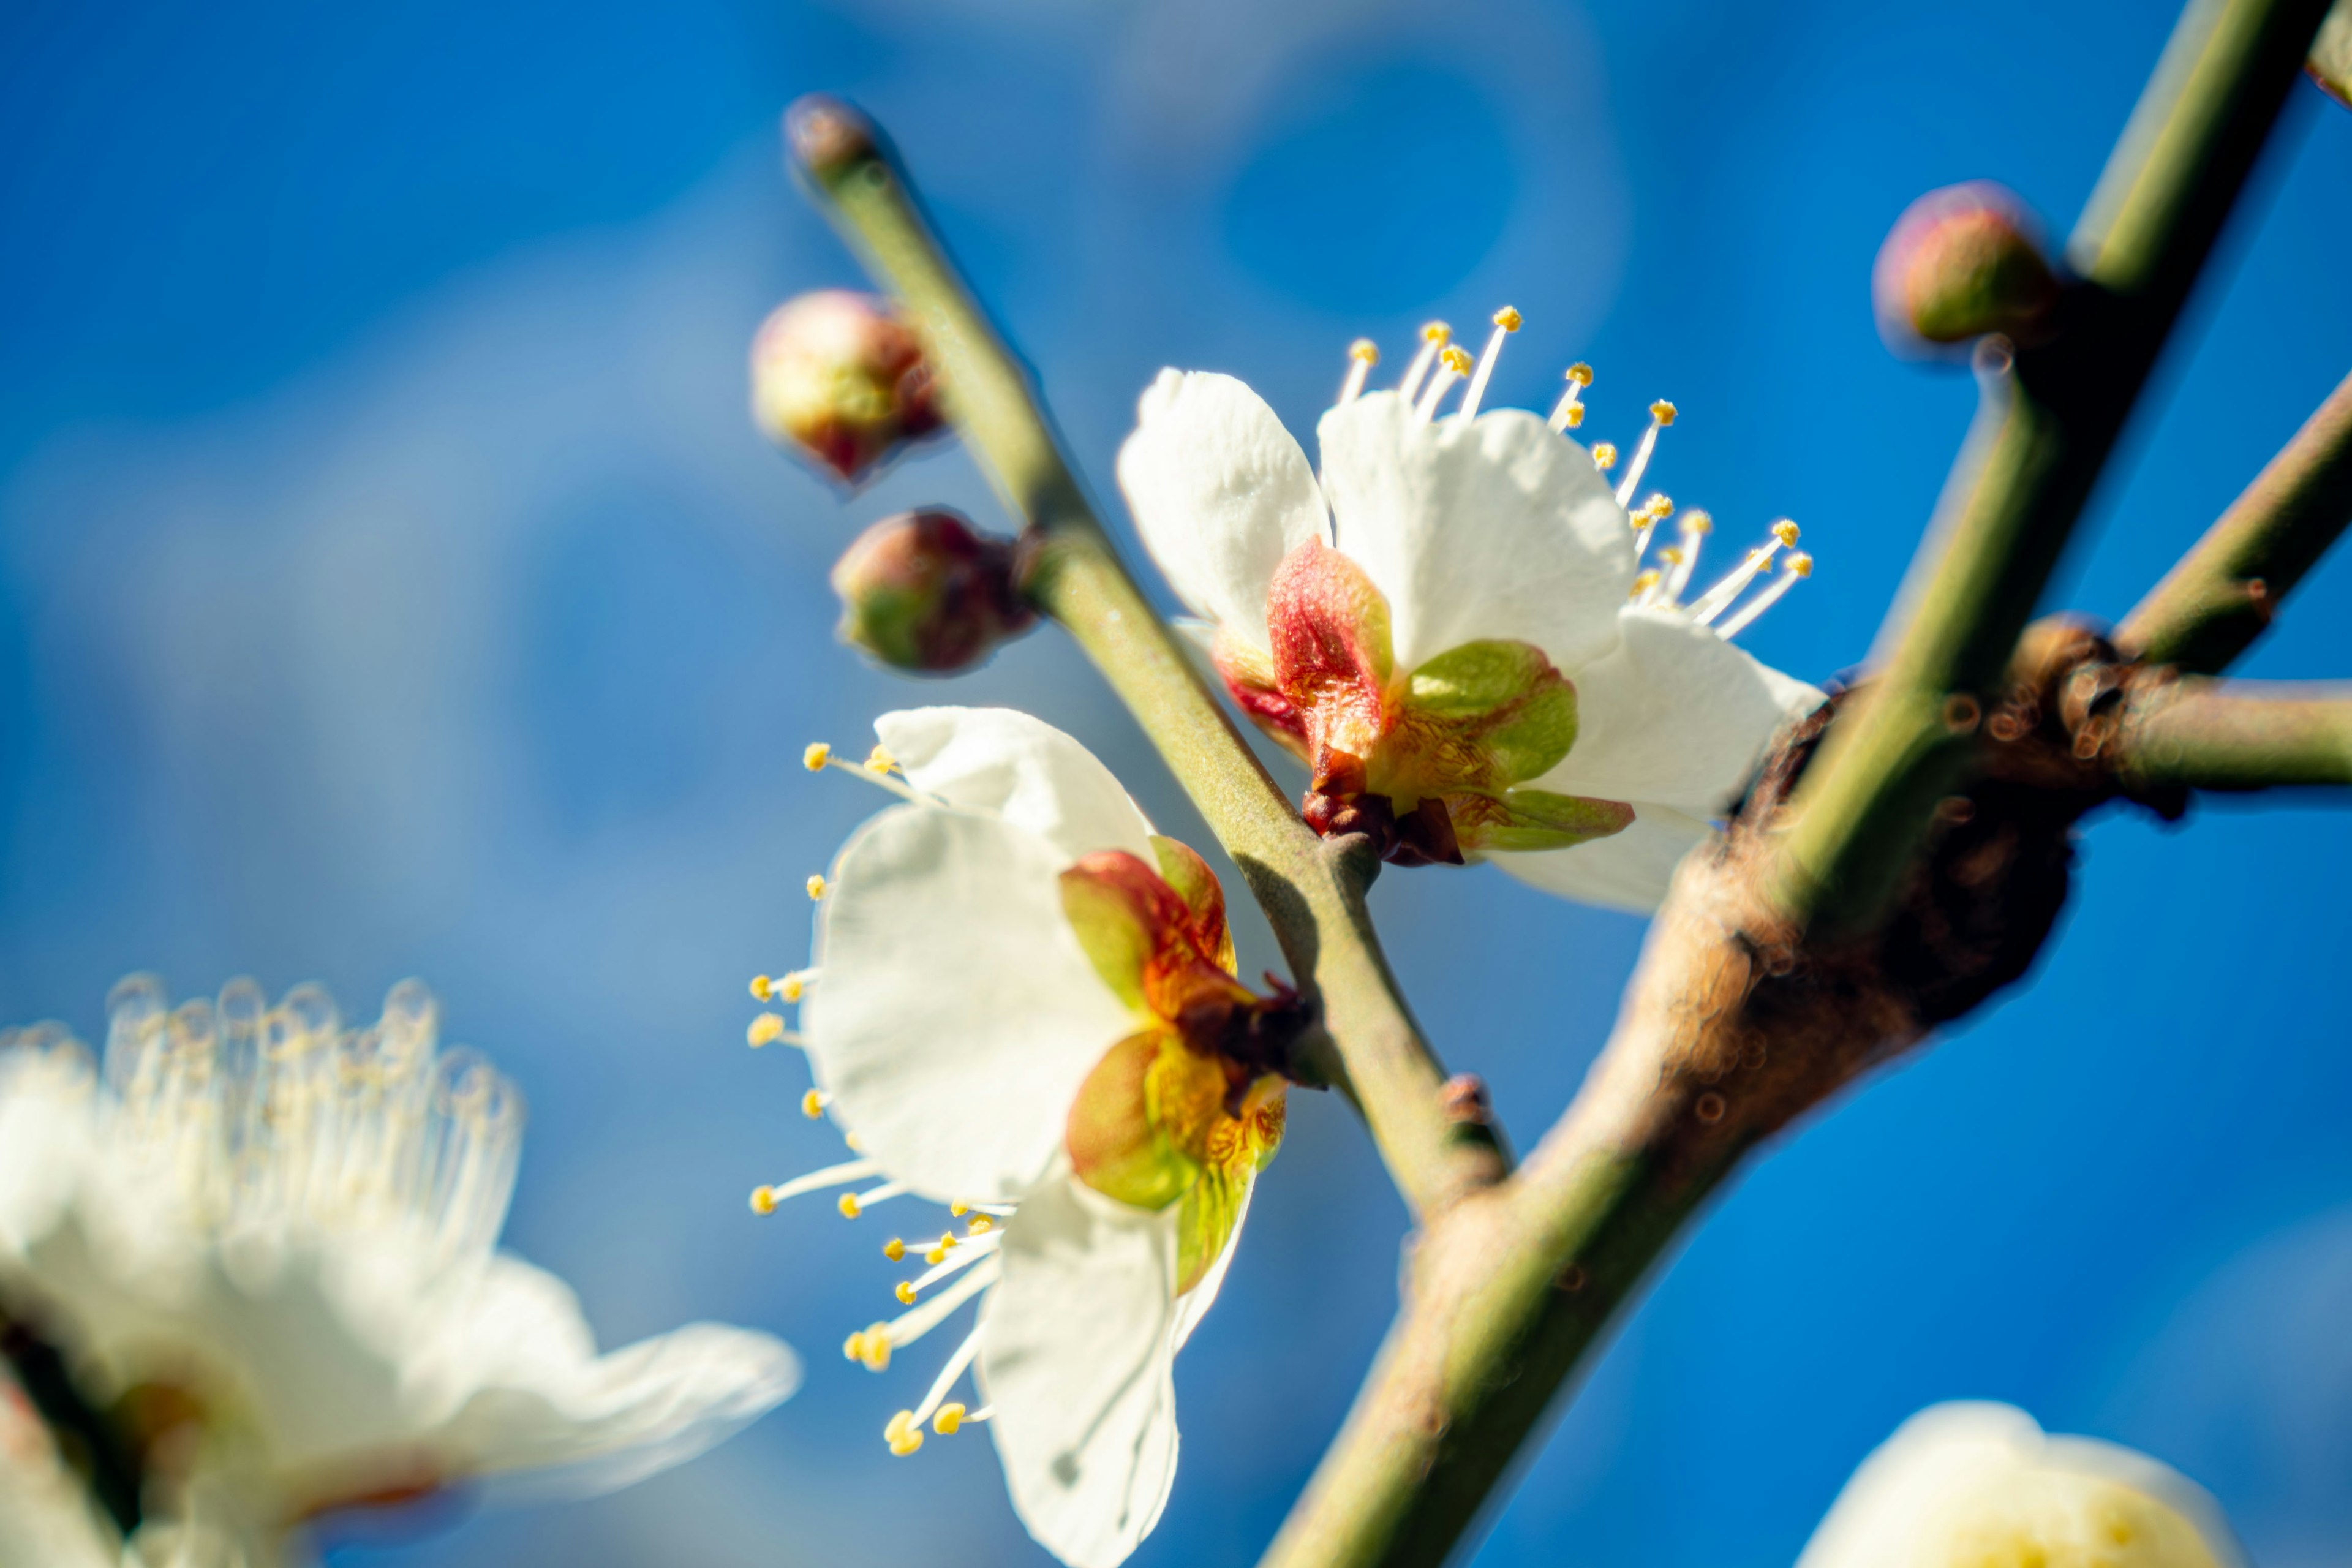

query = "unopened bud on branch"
[[1874, 183, 2059, 350], [752, 290, 943, 484], [831, 509, 1035, 673]]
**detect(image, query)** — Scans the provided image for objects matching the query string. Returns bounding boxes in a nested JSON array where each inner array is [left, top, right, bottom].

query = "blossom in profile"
[[1117, 312, 1822, 910], [0, 978, 801, 1566], [748, 707, 1300, 1568], [1798, 1402, 2243, 1568]]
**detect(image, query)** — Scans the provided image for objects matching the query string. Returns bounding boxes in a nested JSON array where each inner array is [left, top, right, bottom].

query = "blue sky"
[[3, 1, 2350, 1564]]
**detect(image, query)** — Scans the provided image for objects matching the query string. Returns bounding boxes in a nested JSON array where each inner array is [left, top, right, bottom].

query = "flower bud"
[[829, 508, 1035, 673], [1874, 183, 2059, 350], [751, 290, 943, 484]]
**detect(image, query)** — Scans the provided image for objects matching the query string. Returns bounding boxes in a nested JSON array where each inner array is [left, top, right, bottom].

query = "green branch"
[[2115, 369, 2352, 671], [782, 98, 1501, 1217], [1774, 0, 2334, 931], [2114, 676, 2352, 787]]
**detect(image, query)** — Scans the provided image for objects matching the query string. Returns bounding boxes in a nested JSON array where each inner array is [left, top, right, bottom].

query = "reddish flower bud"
[[829, 509, 1035, 673], [751, 290, 943, 484], [1874, 183, 2059, 351]]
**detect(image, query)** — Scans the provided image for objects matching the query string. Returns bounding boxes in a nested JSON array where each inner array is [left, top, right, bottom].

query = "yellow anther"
[[938, 1231, 958, 1249], [1420, 321, 1450, 344], [1491, 305, 1522, 331], [933, 1403, 968, 1436], [747, 1012, 786, 1048], [1644, 494, 1675, 520], [1439, 345, 1472, 374], [1683, 509, 1714, 535], [1756, 555, 1776, 575], [865, 744, 896, 773], [778, 973, 804, 1003], [1649, 399, 1678, 426], [895, 1280, 919, 1305], [1630, 570, 1663, 598], [749, 1185, 778, 1215], [802, 742, 831, 772], [884, 1237, 907, 1261], [1788, 551, 1815, 577], [1566, 362, 1594, 387], [1564, 404, 1586, 428], [1660, 546, 1685, 566], [855, 1322, 892, 1371], [801, 1087, 826, 1118], [885, 1411, 925, 1457], [844, 1130, 866, 1153], [806, 873, 827, 900], [1592, 443, 1619, 470], [750, 974, 774, 1002], [842, 1331, 865, 1362], [838, 1192, 863, 1219], [949, 1201, 969, 1217], [966, 1214, 995, 1235], [1772, 519, 1801, 546], [1348, 338, 1379, 364], [924, 1246, 948, 1265]]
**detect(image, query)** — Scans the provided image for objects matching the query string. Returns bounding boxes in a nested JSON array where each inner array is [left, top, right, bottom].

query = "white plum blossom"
[[1116, 312, 1824, 911], [0, 978, 801, 1566], [1798, 1403, 2244, 1568], [747, 707, 1295, 1568]]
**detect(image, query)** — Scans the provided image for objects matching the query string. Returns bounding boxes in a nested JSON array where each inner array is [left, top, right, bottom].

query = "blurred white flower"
[[749, 707, 1294, 1568], [0, 978, 801, 1566], [1798, 1402, 2244, 1568], [1117, 315, 1822, 910]]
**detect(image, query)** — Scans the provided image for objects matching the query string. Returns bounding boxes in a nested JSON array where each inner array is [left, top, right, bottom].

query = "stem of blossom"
[[2110, 676, 2352, 788], [2114, 368, 2352, 673], [1774, 0, 2333, 933], [782, 97, 1501, 1216]]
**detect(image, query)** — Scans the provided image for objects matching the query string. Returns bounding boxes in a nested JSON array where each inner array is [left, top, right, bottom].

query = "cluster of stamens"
[[742, 741, 1004, 1455], [1332, 309, 1817, 640]]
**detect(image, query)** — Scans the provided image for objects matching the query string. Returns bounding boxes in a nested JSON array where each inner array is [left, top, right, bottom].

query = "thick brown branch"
[[2114, 368, 2352, 672]]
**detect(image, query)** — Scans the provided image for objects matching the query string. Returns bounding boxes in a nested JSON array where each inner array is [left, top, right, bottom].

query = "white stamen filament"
[[821, 754, 934, 806], [1547, 363, 1593, 431], [1689, 521, 1799, 624], [1613, 401, 1677, 509], [883, 1254, 1001, 1349], [911, 1325, 984, 1427], [1629, 496, 1672, 561], [905, 1228, 1003, 1294], [848, 1180, 908, 1213], [1455, 307, 1520, 421], [1336, 340, 1378, 405], [1395, 323, 1449, 402], [1414, 346, 1472, 424], [1665, 511, 1711, 603], [1716, 552, 1812, 638], [764, 1158, 881, 1204]]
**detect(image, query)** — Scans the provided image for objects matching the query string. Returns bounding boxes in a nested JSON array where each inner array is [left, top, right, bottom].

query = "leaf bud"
[[751, 289, 943, 484], [1873, 183, 2059, 351], [829, 508, 1035, 673]]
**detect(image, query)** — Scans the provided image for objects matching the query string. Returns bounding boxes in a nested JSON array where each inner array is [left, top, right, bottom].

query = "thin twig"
[[2111, 675, 2352, 787], [2114, 369, 2352, 672], [1774, 0, 2335, 932], [782, 98, 1502, 1216]]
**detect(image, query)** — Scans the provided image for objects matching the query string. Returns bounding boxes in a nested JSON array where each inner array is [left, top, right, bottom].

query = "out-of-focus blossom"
[[0, 1370, 119, 1568], [831, 508, 1036, 673], [1872, 183, 2060, 350], [1117, 314, 1821, 910], [749, 707, 1298, 1568], [1798, 1402, 2243, 1568], [750, 288, 943, 484], [0, 980, 801, 1566]]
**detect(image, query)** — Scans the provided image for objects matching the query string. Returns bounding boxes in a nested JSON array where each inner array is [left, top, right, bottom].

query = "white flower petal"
[[428, 1256, 801, 1494], [1116, 370, 1329, 650], [978, 1177, 1180, 1568], [877, 707, 1155, 865], [806, 806, 1137, 1204], [1490, 804, 1713, 915], [1798, 1403, 2243, 1568], [0, 1381, 123, 1568], [1316, 391, 1636, 674], [1539, 606, 1822, 818]]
